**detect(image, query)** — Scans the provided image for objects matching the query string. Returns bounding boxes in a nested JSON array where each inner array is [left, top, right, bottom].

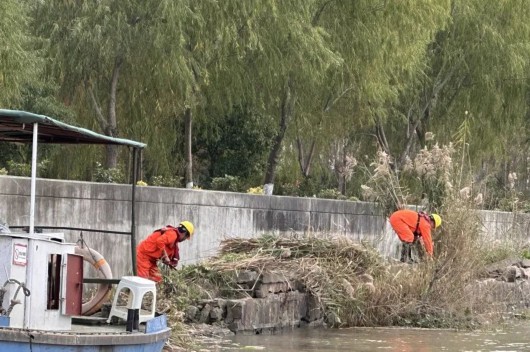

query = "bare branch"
[[324, 85, 355, 112]]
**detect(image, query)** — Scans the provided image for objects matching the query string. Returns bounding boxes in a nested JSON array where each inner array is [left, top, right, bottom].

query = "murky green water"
[[212, 321, 530, 352]]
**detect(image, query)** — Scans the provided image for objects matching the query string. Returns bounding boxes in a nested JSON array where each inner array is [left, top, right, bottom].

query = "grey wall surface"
[[1, 176, 529, 279]]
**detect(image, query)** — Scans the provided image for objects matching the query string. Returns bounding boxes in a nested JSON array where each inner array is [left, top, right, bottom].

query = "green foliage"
[[521, 249, 530, 260], [6, 161, 31, 177], [149, 175, 182, 188], [0, 168, 7, 176], [276, 182, 301, 197], [478, 173, 530, 212], [1, 0, 527, 208], [421, 0, 530, 165], [92, 162, 125, 184], [210, 175, 242, 192], [298, 177, 319, 197], [497, 192, 526, 212], [0, 144, 22, 171], [317, 188, 346, 200], [480, 244, 519, 266], [37, 159, 51, 178], [197, 106, 275, 183], [4, 160, 50, 178], [0, 0, 41, 107], [18, 83, 76, 123], [161, 265, 211, 310]]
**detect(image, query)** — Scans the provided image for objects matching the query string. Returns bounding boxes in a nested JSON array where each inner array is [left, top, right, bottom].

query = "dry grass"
[[158, 164, 513, 331], [208, 234, 387, 325], [159, 217, 502, 330]]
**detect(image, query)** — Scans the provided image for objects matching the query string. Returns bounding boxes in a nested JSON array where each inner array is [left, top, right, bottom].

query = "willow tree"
[[0, 0, 39, 107], [288, 0, 451, 194], [130, 1, 276, 188], [387, 0, 530, 178], [432, 0, 530, 190], [31, 1, 166, 169], [138, 0, 343, 191], [221, 1, 343, 195], [158, 1, 255, 188]]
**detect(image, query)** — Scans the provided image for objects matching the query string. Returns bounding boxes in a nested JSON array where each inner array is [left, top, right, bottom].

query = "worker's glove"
[[166, 259, 178, 271]]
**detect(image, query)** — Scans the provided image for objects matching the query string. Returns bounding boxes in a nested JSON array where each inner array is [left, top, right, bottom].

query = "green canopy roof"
[[0, 109, 146, 148]]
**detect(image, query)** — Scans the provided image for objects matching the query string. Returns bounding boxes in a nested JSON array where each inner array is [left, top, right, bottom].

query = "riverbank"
[[156, 233, 530, 350]]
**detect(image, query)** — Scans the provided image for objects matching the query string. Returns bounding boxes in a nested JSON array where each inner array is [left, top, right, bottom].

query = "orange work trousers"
[[136, 251, 162, 283], [389, 212, 416, 244]]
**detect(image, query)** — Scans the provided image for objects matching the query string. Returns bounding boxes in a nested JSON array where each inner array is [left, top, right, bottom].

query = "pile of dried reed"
[[203, 234, 388, 326], [161, 221, 503, 330]]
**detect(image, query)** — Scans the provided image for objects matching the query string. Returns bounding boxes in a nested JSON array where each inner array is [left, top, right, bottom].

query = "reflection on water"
[[214, 321, 530, 352]]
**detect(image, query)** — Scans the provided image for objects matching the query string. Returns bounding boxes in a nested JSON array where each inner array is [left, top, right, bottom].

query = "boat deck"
[[0, 316, 170, 346]]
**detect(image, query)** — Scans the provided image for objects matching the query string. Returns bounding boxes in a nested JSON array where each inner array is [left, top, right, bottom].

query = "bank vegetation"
[[156, 138, 530, 349], [157, 202, 530, 352]]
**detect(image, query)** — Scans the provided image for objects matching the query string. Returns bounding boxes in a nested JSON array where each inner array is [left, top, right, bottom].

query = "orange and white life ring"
[[74, 246, 113, 316]]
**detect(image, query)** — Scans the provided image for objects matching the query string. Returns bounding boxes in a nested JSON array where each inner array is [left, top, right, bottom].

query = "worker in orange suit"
[[389, 209, 441, 263], [136, 221, 195, 282]]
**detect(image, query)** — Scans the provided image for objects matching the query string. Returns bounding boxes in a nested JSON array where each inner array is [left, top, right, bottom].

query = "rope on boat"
[[0, 278, 31, 317]]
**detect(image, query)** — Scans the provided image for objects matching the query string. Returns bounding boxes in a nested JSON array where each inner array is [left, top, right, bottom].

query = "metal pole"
[[131, 148, 138, 275], [29, 123, 39, 234]]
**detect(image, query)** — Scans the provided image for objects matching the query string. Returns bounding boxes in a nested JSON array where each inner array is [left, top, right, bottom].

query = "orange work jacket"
[[389, 209, 433, 256], [137, 226, 180, 261]]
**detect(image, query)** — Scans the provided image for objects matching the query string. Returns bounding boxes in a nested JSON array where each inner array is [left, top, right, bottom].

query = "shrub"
[[7, 161, 31, 177], [317, 188, 346, 200], [298, 177, 318, 197], [276, 182, 300, 196], [210, 175, 241, 192], [5, 159, 51, 178], [92, 162, 125, 184], [150, 175, 182, 188]]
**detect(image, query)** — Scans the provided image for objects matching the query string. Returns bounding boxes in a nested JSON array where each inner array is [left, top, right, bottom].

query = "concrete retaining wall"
[[1, 176, 529, 279]]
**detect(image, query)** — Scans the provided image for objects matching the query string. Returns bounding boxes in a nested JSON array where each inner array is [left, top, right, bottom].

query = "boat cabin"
[[0, 231, 79, 330]]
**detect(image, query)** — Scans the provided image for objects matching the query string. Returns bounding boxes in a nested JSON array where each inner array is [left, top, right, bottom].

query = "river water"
[[210, 321, 530, 352]]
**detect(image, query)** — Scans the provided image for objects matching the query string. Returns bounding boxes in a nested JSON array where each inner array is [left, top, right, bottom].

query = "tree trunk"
[[338, 150, 347, 195], [184, 107, 193, 188], [263, 80, 296, 195], [374, 116, 391, 156], [105, 57, 122, 169], [397, 62, 459, 169], [296, 137, 316, 178]]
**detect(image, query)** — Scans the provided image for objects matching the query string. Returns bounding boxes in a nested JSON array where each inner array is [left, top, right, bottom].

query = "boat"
[[0, 109, 171, 351]]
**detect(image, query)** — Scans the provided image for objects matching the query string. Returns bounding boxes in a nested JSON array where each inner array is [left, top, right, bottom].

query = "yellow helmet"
[[179, 221, 195, 239], [430, 214, 442, 228]]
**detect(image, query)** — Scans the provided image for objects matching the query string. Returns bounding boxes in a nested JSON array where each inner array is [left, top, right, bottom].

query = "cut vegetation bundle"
[[159, 227, 499, 330]]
